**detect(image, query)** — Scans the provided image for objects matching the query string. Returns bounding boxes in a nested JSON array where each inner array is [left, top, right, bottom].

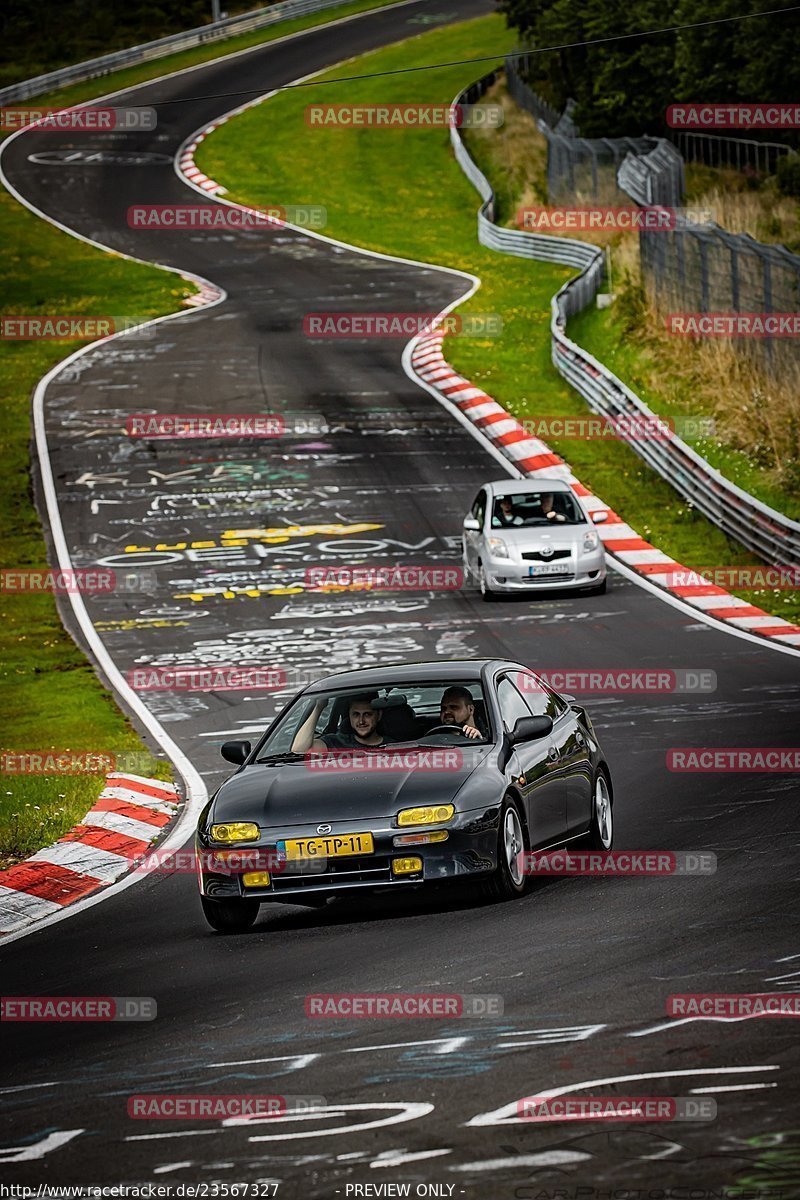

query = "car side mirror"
[[221, 739, 251, 765], [463, 516, 480, 531], [591, 510, 608, 524], [509, 715, 553, 745]]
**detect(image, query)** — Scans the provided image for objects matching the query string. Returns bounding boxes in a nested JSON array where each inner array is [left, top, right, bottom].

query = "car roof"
[[484, 477, 572, 495], [305, 658, 511, 693]]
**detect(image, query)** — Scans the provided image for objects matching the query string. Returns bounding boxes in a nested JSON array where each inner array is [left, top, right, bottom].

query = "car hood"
[[210, 749, 492, 828], [490, 525, 586, 552]]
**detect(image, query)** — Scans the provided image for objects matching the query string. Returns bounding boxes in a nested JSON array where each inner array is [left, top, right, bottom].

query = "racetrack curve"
[[1, 2, 799, 1194]]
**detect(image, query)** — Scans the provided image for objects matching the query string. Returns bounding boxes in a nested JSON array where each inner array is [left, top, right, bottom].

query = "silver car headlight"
[[583, 529, 599, 552], [488, 537, 510, 559]]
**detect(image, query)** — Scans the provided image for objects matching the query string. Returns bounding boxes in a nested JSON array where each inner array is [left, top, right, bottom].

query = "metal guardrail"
[[0, 0, 355, 105], [618, 141, 685, 209], [669, 131, 795, 176], [450, 73, 800, 568]]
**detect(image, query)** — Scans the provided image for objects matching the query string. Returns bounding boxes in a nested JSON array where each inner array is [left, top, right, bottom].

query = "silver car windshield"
[[491, 491, 585, 527]]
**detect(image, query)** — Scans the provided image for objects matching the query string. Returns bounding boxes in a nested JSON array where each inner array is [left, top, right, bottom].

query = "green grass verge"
[[0, 187, 184, 867], [197, 13, 800, 628], [0, 0, 414, 867]]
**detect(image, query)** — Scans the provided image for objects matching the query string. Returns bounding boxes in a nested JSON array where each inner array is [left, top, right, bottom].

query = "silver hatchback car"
[[463, 478, 608, 600]]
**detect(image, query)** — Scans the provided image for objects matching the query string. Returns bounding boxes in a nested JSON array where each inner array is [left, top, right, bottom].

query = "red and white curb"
[[0, 774, 180, 936], [178, 124, 229, 197], [410, 330, 800, 648]]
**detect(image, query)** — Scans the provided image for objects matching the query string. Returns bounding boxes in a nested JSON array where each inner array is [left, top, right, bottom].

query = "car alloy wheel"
[[586, 770, 613, 850], [484, 796, 528, 900], [201, 895, 260, 933]]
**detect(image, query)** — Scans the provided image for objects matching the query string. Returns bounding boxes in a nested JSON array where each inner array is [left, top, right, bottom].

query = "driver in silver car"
[[439, 686, 483, 740]]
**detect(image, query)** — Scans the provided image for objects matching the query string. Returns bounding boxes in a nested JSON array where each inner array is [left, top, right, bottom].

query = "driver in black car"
[[438, 686, 483, 740]]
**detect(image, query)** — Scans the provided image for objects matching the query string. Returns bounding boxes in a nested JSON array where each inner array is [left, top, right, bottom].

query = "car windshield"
[[490, 490, 585, 527], [256, 680, 492, 759]]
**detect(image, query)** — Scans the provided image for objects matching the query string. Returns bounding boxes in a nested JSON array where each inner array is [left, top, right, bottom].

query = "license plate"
[[529, 563, 571, 576], [280, 832, 374, 860]]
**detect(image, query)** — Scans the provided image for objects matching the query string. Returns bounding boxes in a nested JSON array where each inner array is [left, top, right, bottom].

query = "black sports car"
[[196, 658, 614, 932]]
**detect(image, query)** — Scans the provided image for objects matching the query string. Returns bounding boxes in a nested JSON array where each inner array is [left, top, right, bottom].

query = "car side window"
[[471, 490, 487, 526], [496, 676, 533, 732], [511, 670, 565, 719]]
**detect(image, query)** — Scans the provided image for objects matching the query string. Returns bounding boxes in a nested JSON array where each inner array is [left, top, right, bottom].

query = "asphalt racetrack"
[[1, 1, 799, 1195]]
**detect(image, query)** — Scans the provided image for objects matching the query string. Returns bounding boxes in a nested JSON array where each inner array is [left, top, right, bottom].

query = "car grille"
[[271, 854, 393, 891], [519, 573, 574, 583], [521, 549, 572, 561]]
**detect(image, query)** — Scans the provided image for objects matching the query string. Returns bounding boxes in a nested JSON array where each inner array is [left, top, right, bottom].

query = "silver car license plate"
[[529, 564, 571, 576]]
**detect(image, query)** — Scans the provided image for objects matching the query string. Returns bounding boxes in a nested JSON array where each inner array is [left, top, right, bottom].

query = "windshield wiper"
[[256, 752, 308, 765]]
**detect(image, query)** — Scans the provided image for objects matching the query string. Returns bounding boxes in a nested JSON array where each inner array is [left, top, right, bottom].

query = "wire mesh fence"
[[669, 132, 794, 176], [505, 54, 800, 374], [505, 54, 658, 205]]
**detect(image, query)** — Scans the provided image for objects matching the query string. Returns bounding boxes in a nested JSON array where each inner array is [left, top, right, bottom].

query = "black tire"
[[201, 894, 260, 933], [478, 562, 497, 603], [584, 578, 607, 596], [483, 795, 528, 900], [584, 768, 614, 850]]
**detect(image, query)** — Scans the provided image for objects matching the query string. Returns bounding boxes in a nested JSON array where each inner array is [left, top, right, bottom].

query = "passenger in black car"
[[291, 693, 387, 752]]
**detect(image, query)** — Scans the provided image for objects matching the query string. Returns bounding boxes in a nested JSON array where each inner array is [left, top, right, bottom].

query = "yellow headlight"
[[392, 857, 423, 875], [396, 805, 455, 827], [210, 822, 260, 843], [242, 871, 271, 888]]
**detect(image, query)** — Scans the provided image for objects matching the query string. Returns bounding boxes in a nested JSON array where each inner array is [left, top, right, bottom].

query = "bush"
[[777, 154, 800, 198]]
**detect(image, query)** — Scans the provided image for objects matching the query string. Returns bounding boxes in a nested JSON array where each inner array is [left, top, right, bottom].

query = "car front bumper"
[[483, 550, 606, 592], [197, 808, 501, 902]]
